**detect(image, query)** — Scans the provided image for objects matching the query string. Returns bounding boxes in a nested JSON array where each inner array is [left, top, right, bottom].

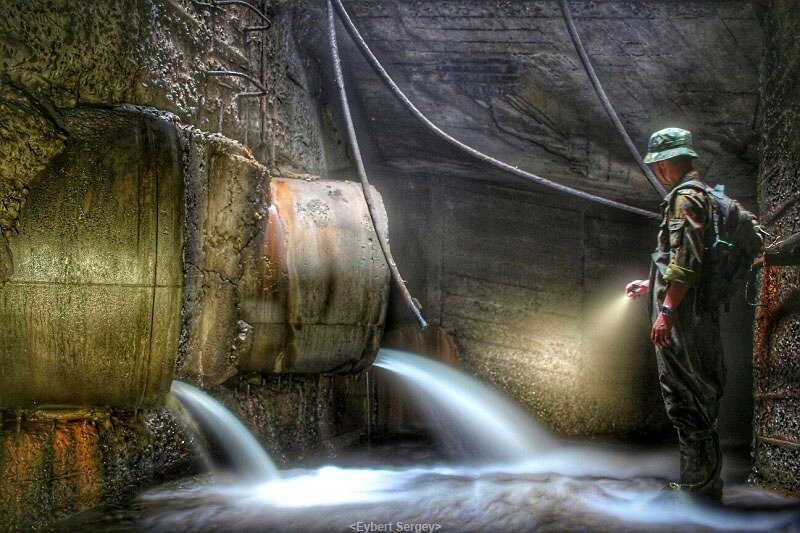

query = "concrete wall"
[[335, 0, 762, 207], [751, 0, 800, 495], [435, 178, 667, 437], [325, 149, 675, 439], [366, 167, 670, 439], [0, 412, 192, 532]]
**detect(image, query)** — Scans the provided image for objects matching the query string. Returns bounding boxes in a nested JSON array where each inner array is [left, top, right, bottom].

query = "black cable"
[[330, 0, 660, 220], [327, 0, 428, 328], [557, 0, 667, 198]]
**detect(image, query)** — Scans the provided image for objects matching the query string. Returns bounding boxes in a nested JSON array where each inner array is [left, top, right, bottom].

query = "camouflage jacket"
[[656, 171, 713, 288]]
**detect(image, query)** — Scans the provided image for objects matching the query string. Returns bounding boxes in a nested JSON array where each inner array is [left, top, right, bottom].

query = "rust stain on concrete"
[[755, 266, 780, 365]]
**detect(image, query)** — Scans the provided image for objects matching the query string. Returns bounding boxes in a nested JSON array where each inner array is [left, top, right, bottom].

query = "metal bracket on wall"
[[233, 91, 268, 103], [190, 0, 271, 93], [209, 0, 272, 30], [205, 70, 268, 102], [198, 0, 272, 149]]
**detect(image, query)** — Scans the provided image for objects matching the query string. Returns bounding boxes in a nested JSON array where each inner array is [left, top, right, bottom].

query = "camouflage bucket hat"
[[643, 127, 698, 164]]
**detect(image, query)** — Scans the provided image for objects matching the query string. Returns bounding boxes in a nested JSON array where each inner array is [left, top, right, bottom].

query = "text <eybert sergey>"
[[349, 521, 441, 533]]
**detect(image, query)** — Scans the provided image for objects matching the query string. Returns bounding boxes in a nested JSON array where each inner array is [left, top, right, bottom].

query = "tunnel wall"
[[0, 0, 332, 285], [751, 0, 800, 495], [0, 412, 193, 532]]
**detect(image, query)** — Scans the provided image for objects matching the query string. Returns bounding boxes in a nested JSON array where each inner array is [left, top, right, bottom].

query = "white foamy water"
[[113, 463, 798, 533], [374, 349, 677, 479], [584, 488, 800, 531], [106, 355, 798, 533]]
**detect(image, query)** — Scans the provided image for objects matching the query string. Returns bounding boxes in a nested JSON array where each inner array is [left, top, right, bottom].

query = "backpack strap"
[[672, 179, 709, 197]]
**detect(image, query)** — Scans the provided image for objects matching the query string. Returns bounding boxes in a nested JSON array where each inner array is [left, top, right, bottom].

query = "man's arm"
[[651, 189, 708, 348], [626, 278, 649, 298], [651, 280, 690, 347]]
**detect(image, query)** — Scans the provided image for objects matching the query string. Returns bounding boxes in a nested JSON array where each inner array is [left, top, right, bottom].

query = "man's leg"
[[655, 307, 726, 500]]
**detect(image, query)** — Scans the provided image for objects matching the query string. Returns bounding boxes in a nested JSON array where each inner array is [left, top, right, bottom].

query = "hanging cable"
[[557, 0, 666, 198], [327, 0, 428, 328], [330, 0, 660, 220]]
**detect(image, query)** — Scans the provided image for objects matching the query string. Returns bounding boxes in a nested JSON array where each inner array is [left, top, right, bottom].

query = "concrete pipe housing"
[[0, 107, 391, 408], [0, 108, 184, 410], [178, 130, 390, 385]]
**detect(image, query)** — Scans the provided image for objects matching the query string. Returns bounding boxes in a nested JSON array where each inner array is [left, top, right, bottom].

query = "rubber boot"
[[668, 430, 723, 502]]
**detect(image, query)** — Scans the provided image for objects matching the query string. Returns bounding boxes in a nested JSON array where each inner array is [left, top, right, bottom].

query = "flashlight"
[[627, 282, 642, 296]]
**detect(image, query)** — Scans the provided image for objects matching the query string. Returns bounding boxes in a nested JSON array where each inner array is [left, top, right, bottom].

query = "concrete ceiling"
[[330, 0, 763, 213]]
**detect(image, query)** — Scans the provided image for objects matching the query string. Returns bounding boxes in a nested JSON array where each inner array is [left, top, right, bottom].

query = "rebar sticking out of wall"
[[212, 0, 272, 29]]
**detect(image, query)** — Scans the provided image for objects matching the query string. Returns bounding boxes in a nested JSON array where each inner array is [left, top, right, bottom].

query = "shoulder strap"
[[673, 180, 710, 196], [667, 180, 731, 253], [667, 179, 712, 215]]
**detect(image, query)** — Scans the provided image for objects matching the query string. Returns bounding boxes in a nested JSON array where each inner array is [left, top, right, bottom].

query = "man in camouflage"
[[626, 128, 758, 501]]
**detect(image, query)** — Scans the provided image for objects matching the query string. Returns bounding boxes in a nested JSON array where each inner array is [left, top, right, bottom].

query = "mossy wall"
[[0, 0, 329, 282]]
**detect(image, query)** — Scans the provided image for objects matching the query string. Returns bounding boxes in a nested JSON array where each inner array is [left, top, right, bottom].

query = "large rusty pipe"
[[178, 133, 392, 383], [238, 178, 390, 374]]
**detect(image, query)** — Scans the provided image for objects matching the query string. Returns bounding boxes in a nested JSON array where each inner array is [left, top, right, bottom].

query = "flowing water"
[[65, 351, 800, 532], [168, 380, 279, 481], [373, 349, 556, 461]]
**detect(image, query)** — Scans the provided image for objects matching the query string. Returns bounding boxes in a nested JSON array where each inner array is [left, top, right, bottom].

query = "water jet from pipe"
[[168, 381, 279, 482]]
